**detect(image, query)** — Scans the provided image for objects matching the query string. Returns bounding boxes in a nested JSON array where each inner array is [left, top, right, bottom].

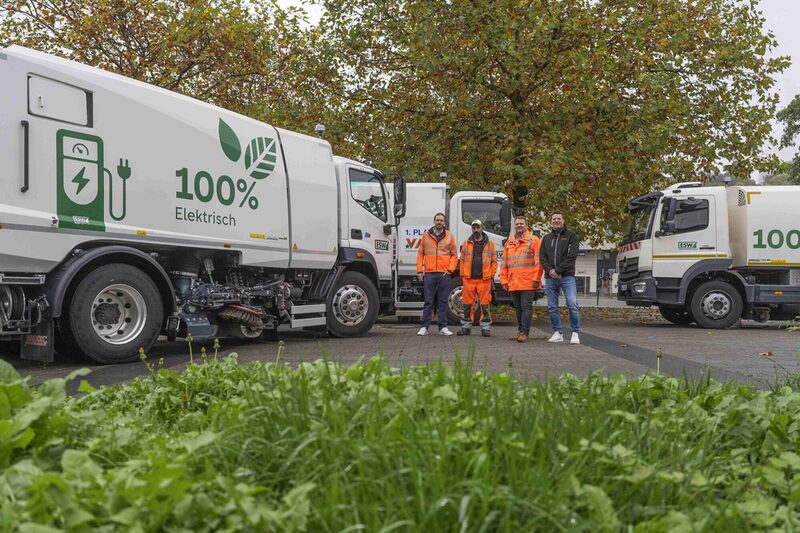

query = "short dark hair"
[[551, 210, 563, 217], [433, 212, 446, 221]]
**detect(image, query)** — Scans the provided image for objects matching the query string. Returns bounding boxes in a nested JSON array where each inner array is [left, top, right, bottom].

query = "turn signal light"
[[356, 252, 365, 258]]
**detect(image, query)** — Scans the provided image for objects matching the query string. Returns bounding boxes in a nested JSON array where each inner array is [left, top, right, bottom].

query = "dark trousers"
[[510, 290, 535, 334], [421, 272, 450, 329]]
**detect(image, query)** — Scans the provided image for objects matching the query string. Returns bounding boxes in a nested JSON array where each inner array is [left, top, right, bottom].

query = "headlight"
[[632, 282, 647, 294]]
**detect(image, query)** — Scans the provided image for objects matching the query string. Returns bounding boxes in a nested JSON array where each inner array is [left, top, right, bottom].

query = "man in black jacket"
[[539, 211, 581, 344]]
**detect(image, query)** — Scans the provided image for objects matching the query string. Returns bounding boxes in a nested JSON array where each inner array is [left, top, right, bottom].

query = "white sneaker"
[[439, 327, 453, 336], [547, 332, 564, 343], [417, 327, 428, 336], [570, 332, 580, 345]]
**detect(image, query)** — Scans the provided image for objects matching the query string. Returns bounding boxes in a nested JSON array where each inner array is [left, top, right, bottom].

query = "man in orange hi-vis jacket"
[[500, 215, 543, 343], [457, 219, 497, 337], [416, 212, 458, 336]]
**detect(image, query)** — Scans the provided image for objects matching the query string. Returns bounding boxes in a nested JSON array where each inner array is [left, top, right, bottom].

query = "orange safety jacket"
[[416, 228, 458, 274], [459, 236, 498, 281], [499, 230, 543, 291]]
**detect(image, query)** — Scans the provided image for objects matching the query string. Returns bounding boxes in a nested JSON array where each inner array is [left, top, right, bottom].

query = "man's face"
[[434, 215, 445, 230], [551, 213, 564, 229], [472, 224, 482, 236], [514, 218, 527, 234]]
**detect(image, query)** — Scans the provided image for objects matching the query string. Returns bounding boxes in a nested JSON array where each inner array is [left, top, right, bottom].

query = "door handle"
[[21, 120, 29, 193], [351, 229, 363, 240], [699, 245, 715, 250]]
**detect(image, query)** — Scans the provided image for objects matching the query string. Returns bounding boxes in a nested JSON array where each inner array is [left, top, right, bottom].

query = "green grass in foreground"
[[2, 349, 800, 532]]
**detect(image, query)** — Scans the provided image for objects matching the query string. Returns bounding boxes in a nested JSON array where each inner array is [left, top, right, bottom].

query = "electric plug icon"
[[117, 158, 131, 180]]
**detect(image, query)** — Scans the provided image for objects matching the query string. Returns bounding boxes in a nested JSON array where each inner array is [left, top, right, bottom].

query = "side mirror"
[[655, 222, 676, 238], [393, 176, 406, 219], [500, 197, 512, 234]]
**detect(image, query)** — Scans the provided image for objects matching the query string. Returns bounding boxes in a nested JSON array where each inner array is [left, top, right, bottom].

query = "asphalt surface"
[[2, 315, 799, 392]]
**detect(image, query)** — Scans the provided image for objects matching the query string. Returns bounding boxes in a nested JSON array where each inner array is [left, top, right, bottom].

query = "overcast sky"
[[278, 0, 800, 161]]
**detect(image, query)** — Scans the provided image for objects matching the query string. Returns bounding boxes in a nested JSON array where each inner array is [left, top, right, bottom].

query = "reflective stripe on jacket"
[[416, 229, 458, 274], [499, 230, 543, 291], [459, 238, 498, 281]]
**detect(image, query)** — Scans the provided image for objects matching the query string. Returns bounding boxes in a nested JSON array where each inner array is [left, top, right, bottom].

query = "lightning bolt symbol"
[[72, 167, 89, 195]]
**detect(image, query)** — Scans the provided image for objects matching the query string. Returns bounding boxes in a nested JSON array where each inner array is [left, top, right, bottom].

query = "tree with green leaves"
[[776, 95, 800, 184], [317, 0, 788, 241], [0, 0, 337, 133]]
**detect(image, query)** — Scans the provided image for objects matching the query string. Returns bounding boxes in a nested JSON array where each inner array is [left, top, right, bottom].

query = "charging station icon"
[[57, 130, 131, 231]]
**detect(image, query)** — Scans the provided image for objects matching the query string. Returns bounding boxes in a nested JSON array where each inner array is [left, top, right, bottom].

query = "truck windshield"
[[621, 191, 662, 245], [462, 199, 505, 235], [622, 206, 655, 245]]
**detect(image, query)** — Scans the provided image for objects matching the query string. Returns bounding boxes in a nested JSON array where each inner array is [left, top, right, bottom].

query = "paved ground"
[[2, 314, 798, 392]]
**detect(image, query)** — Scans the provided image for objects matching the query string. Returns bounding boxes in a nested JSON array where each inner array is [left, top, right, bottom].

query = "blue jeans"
[[421, 272, 450, 329], [545, 276, 580, 334]]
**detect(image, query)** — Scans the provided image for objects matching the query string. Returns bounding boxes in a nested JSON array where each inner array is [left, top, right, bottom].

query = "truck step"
[[290, 303, 326, 328], [0, 273, 45, 285]]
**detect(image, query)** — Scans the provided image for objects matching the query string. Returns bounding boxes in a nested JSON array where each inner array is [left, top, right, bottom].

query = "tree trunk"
[[512, 186, 527, 215]]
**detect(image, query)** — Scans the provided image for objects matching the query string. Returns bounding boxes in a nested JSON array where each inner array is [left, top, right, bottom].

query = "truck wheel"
[[689, 280, 743, 329], [446, 277, 465, 325], [658, 306, 694, 326], [326, 271, 379, 337], [59, 264, 164, 363]]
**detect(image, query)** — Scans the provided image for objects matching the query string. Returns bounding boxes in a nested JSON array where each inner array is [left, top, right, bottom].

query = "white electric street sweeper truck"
[[617, 182, 800, 328], [0, 46, 406, 363]]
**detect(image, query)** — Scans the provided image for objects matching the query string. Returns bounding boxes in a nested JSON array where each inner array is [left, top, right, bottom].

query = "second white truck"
[[395, 183, 515, 324], [617, 182, 800, 328]]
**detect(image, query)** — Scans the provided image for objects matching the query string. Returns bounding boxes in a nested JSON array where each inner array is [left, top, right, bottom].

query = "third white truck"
[[617, 181, 800, 328]]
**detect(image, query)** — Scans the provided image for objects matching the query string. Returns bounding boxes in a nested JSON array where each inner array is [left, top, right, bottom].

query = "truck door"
[[346, 166, 393, 281], [652, 195, 718, 279]]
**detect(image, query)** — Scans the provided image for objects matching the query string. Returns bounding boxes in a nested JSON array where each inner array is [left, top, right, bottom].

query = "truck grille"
[[618, 257, 639, 282]]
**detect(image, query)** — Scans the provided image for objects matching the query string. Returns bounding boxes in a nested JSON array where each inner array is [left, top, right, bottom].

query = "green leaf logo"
[[244, 137, 278, 180], [218, 118, 242, 162]]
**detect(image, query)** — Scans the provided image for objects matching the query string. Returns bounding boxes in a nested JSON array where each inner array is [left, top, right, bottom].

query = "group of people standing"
[[415, 211, 581, 344]]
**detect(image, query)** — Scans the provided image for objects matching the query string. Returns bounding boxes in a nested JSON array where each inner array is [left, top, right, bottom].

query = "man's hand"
[[549, 268, 559, 279], [502, 284, 509, 291], [417, 272, 424, 282]]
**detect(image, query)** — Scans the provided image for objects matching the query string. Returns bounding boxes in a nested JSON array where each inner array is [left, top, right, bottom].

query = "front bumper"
[[617, 272, 657, 306]]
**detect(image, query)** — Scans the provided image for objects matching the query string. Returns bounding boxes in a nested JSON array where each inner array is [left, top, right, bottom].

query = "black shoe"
[[457, 328, 471, 336], [481, 330, 491, 337]]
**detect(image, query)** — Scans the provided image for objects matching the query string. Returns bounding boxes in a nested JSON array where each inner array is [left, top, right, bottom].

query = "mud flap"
[[21, 318, 54, 363]]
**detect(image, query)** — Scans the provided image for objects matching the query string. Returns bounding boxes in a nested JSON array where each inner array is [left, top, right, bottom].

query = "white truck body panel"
[[727, 186, 800, 268], [0, 45, 340, 272]]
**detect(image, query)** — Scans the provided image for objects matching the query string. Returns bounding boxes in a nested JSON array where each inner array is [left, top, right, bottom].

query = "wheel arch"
[[46, 245, 176, 321], [679, 259, 747, 305]]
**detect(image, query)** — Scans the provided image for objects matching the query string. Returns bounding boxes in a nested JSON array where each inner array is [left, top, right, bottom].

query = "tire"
[[446, 276, 465, 325], [658, 306, 694, 326], [326, 271, 379, 337], [58, 264, 164, 364], [689, 280, 743, 330]]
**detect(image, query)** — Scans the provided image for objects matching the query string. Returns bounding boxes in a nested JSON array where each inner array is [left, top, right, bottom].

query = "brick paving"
[[2, 315, 798, 390]]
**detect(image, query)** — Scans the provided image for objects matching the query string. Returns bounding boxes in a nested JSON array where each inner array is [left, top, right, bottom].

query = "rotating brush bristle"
[[218, 304, 263, 328]]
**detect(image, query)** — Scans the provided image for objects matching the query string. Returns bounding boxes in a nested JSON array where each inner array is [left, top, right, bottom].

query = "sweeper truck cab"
[[0, 46, 406, 363], [617, 181, 800, 328]]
